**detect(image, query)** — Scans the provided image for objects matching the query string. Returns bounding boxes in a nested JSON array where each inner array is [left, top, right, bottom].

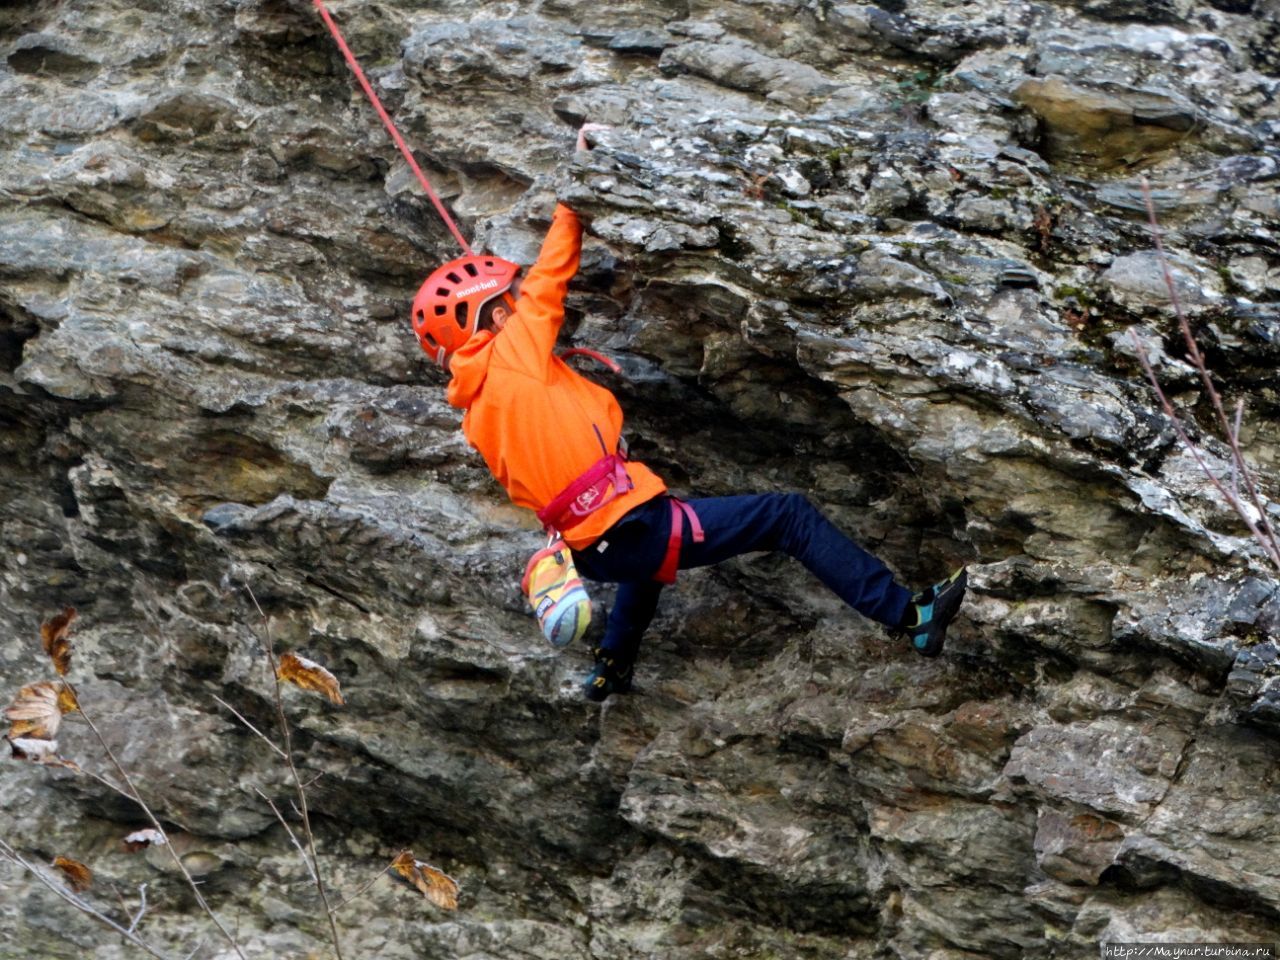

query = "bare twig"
[[73, 762, 137, 800], [332, 850, 409, 912], [241, 580, 346, 960], [128, 882, 149, 935], [111, 882, 131, 920], [0, 838, 175, 960], [1147, 191, 1280, 561], [1131, 179, 1280, 574], [67, 686, 250, 960], [1129, 334, 1280, 569], [255, 787, 320, 886], [214, 694, 288, 760], [1229, 399, 1245, 497]]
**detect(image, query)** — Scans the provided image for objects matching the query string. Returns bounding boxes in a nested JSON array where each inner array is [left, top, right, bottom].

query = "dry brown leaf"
[[56, 684, 79, 714], [277, 652, 345, 706], [122, 828, 167, 853], [41, 608, 77, 677], [52, 855, 93, 892], [8, 736, 77, 769], [388, 851, 459, 911], [4, 681, 76, 740], [8, 736, 60, 761]]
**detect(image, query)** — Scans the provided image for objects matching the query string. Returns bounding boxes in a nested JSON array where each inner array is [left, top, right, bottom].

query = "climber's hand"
[[576, 123, 611, 153]]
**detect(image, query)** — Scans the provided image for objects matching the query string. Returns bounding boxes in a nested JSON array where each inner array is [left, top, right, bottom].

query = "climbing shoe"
[[583, 646, 634, 702], [902, 567, 968, 658]]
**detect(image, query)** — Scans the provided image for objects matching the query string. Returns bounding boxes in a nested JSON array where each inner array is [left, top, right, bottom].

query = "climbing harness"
[[537, 427, 633, 536], [311, 0, 471, 255], [537, 426, 704, 587], [537, 450, 634, 535], [559, 347, 622, 374], [656, 498, 704, 585]]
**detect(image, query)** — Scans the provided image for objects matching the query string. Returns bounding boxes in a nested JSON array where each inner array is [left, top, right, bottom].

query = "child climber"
[[413, 125, 967, 702]]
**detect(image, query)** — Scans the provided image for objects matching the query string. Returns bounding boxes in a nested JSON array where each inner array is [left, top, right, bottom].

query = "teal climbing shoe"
[[903, 567, 967, 658], [583, 647, 634, 702]]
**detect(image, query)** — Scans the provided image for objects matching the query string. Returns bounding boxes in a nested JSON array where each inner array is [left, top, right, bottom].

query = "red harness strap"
[[536, 452, 633, 534], [655, 498, 704, 584], [559, 347, 622, 374]]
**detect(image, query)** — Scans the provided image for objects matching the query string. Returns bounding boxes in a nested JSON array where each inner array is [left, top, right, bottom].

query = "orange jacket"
[[446, 204, 667, 549]]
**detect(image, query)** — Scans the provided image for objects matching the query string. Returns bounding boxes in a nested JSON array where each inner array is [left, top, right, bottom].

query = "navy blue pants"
[[571, 493, 912, 664]]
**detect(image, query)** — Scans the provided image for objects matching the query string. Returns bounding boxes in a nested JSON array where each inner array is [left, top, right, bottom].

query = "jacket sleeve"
[[492, 204, 582, 379]]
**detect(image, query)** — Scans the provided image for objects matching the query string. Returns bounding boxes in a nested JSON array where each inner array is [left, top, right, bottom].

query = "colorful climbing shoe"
[[903, 567, 968, 658], [583, 647, 634, 702]]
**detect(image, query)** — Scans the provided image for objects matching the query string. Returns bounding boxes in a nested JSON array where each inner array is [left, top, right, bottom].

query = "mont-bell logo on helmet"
[[456, 278, 501, 299]]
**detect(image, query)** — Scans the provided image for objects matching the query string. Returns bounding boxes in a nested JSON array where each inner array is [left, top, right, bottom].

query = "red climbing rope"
[[311, 0, 473, 255]]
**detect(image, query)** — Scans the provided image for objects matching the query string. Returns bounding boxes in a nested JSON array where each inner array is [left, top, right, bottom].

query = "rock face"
[[1, 0, 1279, 957]]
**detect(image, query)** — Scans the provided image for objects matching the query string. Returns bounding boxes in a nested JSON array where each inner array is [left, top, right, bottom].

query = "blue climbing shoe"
[[583, 647, 634, 702], [903, 567, 967, 658]]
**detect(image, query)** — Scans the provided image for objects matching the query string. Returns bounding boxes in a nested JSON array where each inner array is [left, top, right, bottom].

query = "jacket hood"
[[445, 329, 496, 410]]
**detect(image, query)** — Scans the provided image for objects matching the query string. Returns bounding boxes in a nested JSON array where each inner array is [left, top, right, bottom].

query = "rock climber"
[[413, 124, 967, 701]]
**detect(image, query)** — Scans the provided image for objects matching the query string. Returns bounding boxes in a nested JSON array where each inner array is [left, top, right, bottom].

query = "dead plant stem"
[[1134, 179, 1280, 574], [0, 838, 175, 960], [332, 850, 408, 912], [241, 581, 346, 960], [67, 685, 250, 960]]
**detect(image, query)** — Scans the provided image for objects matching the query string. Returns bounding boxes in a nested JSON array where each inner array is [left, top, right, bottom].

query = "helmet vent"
[[447, 271, 461, 283], [464, 262, 478, 277]]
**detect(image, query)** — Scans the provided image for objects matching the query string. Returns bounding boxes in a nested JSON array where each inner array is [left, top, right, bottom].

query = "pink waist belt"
[[536, 452, 633, 535]]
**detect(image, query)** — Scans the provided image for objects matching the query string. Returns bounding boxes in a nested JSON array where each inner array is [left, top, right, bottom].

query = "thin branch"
[[241, 580, 346, 960], [67, 685, 250, 960], [1129, 333, 1280, 568], [111, 882, 131, 921], [1143, 179, 1280, 560], [0, 839, 175, 960], [1229, 400, 1245, 499], [255, 787, 320, 886], [214, 694, 288, 760], [332, 850, 408, 912], [128, 883, 149, 935], [73, 762, 137, 800], [1135, 180, 1280, 574]]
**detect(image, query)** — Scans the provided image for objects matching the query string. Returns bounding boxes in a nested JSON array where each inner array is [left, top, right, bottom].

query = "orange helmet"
[[411, 255, 520, 365]]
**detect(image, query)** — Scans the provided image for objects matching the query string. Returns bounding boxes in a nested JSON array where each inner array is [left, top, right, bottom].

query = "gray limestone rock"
[[1, 0, 1279, 957]]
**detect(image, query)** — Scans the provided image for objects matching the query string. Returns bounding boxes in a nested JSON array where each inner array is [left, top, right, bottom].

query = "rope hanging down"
[[311, 0, 473, 255]]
